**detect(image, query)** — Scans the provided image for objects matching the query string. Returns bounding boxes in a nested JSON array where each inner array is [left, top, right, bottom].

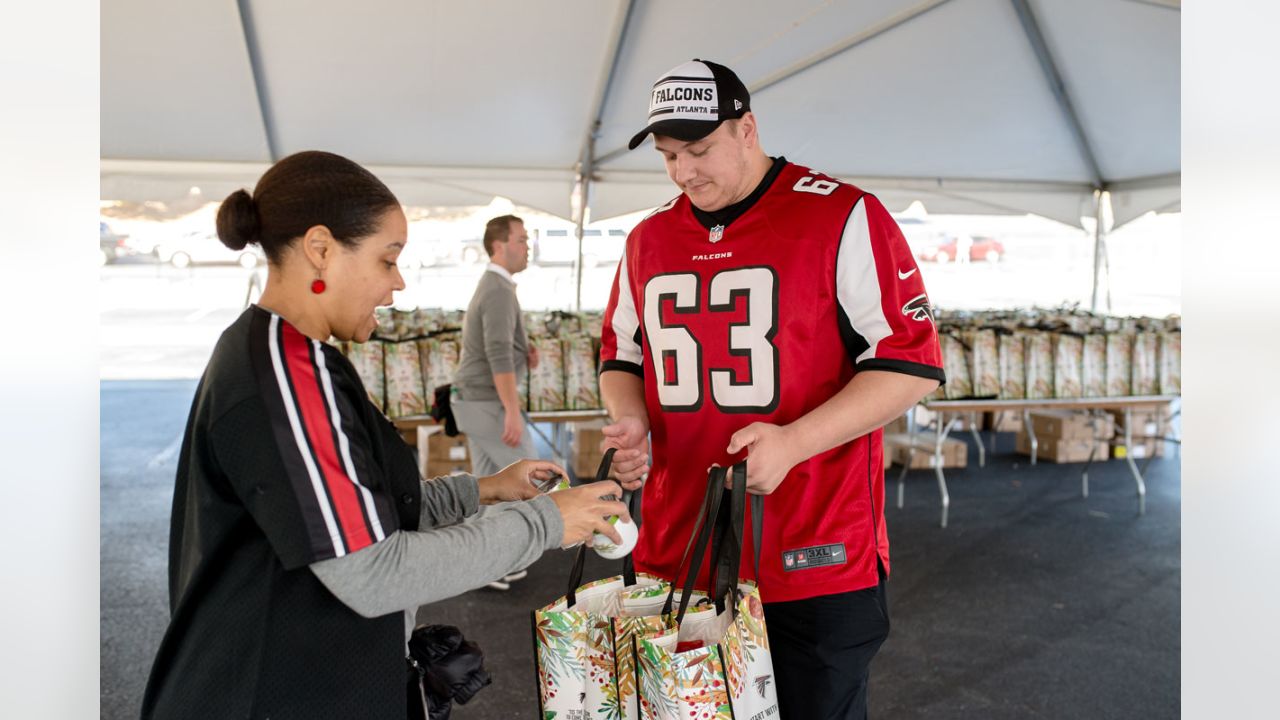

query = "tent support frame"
[[575, 0, 638, 311], [234, 0, 279, 162]]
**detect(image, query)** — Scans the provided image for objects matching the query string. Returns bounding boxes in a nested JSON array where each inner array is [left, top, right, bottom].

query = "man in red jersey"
[[599, 59, 945, 719]]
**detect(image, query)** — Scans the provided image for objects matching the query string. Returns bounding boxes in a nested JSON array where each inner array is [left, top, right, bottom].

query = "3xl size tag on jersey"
[[781, 543, 847, 571]]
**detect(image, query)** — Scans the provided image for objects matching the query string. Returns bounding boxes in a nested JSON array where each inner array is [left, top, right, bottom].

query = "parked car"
[[154, 230, 264, 269], [100, 221, 132, 265], [917, 235, 1005, 264]]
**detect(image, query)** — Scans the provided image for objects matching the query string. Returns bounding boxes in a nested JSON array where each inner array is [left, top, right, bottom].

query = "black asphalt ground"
[[101, 380, 1179, 719]]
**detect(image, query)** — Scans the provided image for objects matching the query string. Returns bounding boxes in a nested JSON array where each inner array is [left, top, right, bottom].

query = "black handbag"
[[430, 384, 460, 437], [406, 623, 492, 720]]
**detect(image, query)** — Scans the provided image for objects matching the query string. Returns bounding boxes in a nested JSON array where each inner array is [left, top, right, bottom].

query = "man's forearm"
[[492, 372, 522, 414], [600, 371, 649, 429], [786, 371, 939, 462]]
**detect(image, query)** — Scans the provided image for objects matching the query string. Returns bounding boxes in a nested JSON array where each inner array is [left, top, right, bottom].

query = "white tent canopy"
[[103, 0, 1178, 221], [102, 0, 1179, 306]]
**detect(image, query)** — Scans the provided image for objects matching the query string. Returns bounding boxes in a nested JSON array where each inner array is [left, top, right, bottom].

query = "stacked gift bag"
[[339, 307, 610, 418], [928, 306, 1180, 401], [525, 310, 604, 413], [336, 307, 464, 418]]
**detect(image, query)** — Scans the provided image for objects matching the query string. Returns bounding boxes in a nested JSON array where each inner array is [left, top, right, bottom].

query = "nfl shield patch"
[[709, 224, 725, 243]]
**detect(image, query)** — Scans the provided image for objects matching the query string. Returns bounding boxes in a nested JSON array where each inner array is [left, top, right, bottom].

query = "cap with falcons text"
[[627, 59, 751, 150]]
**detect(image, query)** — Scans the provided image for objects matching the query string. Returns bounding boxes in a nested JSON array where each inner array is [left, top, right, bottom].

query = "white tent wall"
[[101, 0, 1179, 310]]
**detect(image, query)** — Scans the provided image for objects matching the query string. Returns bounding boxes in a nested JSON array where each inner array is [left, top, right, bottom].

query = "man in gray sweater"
[[452, 214, 541, 589]]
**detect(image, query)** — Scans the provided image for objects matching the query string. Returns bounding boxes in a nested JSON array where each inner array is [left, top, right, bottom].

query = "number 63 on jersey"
[[643, 266, 780, 414]]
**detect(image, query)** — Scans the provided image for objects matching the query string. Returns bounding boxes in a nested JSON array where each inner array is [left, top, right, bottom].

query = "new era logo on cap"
[[628, 59, 751, 150]]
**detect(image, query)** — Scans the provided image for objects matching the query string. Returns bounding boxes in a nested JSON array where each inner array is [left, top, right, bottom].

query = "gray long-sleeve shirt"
[[309, 473, 563, 634], [453, 267, 528, 401]]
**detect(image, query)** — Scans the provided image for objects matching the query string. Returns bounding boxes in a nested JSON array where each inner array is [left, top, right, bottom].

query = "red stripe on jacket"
[[280, 324, 374, 552]]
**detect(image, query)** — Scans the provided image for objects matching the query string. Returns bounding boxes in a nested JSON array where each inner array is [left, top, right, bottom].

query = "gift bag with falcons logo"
[[634, 463, 778, 720]]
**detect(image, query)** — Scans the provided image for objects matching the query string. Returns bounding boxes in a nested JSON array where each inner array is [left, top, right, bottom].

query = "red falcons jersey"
[[601, 159, 944, 603]]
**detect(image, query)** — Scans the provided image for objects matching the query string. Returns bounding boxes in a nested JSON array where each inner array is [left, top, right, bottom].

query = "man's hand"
[[726, 422, 803, 495], [528, 344, 540, 370], [599, 415, 649, 491], [477, 459, 566, 504], [502, 407, 524, 447]]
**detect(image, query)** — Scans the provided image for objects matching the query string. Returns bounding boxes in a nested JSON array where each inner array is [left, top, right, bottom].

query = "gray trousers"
[[452, 398, 538, 477], [452, 398, 541, 532]]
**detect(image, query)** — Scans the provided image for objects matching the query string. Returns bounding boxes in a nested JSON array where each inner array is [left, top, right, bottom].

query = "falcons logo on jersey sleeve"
[[902, 294, 935, 323]]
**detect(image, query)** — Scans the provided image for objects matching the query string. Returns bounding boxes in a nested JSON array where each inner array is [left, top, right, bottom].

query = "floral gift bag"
[[532, 451, 673, 720], [633, 463, 778, 720]]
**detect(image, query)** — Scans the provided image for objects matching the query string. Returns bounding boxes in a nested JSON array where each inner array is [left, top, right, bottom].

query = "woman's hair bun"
[[216, 189, 260, 251]]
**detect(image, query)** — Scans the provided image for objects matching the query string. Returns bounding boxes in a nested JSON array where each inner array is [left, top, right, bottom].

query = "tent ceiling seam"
[[593, 0, 955, 166], [234, 0, 278, 162], [1010, 0, 1104, 188], [747, 0, 954, 96], [1120, 0, 1180, 11], [578, 0, 638, 171]]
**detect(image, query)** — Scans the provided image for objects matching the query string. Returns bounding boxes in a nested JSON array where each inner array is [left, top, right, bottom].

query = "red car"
[[917, 235, 1005, 264]]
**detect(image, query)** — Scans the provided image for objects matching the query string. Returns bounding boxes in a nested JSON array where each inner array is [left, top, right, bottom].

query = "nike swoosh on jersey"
[[898, 268, 917, 279]]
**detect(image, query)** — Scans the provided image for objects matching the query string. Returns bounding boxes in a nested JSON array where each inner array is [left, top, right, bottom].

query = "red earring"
[[311, 277, 326, 294]]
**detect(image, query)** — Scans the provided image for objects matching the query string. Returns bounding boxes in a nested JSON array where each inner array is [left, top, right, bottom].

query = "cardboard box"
[[884, 432, 968, 469], [1106, 404, 1172, 440], [884, 414, 910, 435], [1026, 410, 1115, 441], [1112, 439, 1166, 460], [426, 459, 473, 476], [1015, 433, 1109, 463], [991, 410, 1023, 433], [572, 421, 608, 477], [428, 433, 471, 462]]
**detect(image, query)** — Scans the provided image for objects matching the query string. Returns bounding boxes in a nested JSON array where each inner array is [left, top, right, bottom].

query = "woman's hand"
[[477, 459, 565, 504], [547, 481, 630, 548]]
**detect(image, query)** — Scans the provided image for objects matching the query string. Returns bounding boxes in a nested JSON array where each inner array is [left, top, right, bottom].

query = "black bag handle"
[[666, 462, 765, 622], [711, 465, 747, 611], [726, 463, 763, 585], [668, 465, 730, 623], [658, 462, 725, 616], [564, 448, 642, 607]]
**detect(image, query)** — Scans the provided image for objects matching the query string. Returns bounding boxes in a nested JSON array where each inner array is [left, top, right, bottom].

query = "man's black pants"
[[762, 565, 890, 719]]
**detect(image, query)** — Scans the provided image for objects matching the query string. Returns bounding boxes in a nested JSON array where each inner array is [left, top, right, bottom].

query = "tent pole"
[[574, 136, 596, 313], [234, 0, 279, 161], [1090, 190, 1114, 313], [572, 0, 634, 312], [1091, 190, 1102, 312]]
